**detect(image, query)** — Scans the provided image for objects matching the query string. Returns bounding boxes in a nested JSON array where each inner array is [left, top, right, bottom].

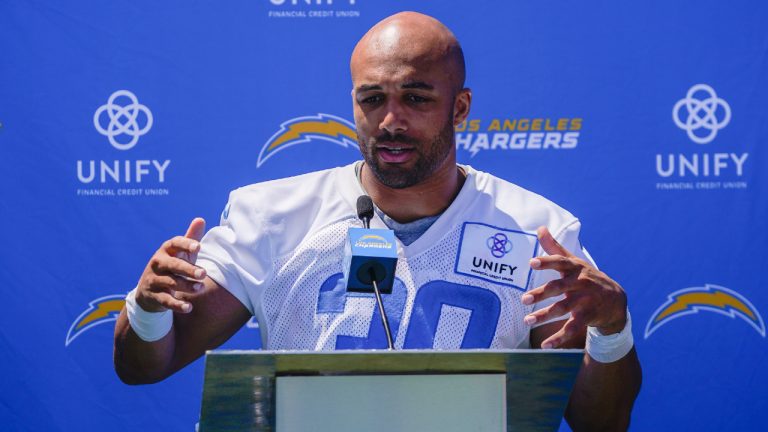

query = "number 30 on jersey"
[[316, 273, 502, 349]]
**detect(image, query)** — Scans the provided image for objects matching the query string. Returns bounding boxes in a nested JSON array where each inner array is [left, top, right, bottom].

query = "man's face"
[[351, 53, 462, 189]]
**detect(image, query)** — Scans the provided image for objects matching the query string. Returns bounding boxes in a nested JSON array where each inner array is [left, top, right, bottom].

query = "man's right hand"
[[115, 217, 251, 384], [135, 217, 207, 314]]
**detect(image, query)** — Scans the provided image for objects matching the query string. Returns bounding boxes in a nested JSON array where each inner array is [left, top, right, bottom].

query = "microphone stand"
[[362, 214, 395, 350], [370, 271, 394, 350]]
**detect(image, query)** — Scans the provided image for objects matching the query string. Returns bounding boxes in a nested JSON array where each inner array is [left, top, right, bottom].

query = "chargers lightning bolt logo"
[[257, 113, 357, 167], [65, 294, 126, 346], [644, 284, 765, 338]]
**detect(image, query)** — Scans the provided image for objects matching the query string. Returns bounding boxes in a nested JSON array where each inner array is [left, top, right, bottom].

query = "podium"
[[199, 349, 583, 432]]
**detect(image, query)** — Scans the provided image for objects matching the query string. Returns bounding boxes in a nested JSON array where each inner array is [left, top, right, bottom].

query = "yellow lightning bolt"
[[360, 235, 386, 242], [655, 290, 756, 323], [268, 120, 357, 151], [77, 299, 125, 329]]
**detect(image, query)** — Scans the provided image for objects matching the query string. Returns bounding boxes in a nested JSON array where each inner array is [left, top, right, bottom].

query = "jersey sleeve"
[[196, 189, 274, 316], [530, 219, 597, 328]]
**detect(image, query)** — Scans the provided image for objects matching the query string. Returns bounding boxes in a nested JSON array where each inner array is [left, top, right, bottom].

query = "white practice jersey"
[[197, 162, 596, 350]]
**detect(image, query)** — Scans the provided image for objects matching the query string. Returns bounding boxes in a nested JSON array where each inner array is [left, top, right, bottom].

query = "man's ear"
[[453, 88, 472, 126]]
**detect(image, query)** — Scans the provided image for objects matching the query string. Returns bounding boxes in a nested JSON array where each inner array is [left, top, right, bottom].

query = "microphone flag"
[[343, 227, 398, 293]]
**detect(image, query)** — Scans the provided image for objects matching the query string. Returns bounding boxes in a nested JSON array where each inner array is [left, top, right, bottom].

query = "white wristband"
[[125, 288, 173, 342], [585, 310, 634, 363]]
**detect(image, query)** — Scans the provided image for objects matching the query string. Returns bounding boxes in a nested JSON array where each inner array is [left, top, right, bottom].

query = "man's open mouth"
[[377, 145, 415, 162]]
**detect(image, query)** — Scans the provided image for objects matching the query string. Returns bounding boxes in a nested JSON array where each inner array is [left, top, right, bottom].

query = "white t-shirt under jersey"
[[197, 162, 595, 350]]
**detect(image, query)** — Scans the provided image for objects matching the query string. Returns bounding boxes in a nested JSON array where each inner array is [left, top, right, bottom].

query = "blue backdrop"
[[1, 1, 766, 430]]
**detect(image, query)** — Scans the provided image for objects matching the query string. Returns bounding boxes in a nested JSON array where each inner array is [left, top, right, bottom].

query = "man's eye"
[[361, 95, 384, 104], [407, 94, 429, 103]]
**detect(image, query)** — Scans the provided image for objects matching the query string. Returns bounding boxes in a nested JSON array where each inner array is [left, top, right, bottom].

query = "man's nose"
[[379, 102, 408, 135]]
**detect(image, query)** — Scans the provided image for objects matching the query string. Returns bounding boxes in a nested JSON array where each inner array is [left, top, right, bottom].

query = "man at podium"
[[114, 11, 641, 430]]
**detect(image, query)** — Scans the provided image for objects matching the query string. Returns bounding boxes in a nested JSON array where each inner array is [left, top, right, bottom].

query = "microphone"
[[343, 195, 398, 349], [358, 194, 374, 229], [344, 196, 397, 293]]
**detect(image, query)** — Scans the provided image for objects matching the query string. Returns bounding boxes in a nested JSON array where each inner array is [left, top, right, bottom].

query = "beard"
[[358, 118, 455, 189]]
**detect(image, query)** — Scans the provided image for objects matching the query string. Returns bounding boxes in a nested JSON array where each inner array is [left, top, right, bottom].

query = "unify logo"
[[93, 90, 153, 150], [655, 84, 748, 190], [455, 223, 536, 290], [475, 232, 516, 275], [486, 233, 513, 258], [76, 90, 171, 197], [672, 84, 731, 145]]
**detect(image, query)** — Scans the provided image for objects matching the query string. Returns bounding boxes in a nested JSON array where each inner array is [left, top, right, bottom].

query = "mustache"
[[372, 132, 419, 146]]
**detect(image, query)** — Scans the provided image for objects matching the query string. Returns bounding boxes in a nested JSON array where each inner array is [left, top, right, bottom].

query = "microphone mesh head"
[[356, 195, 374, 220]]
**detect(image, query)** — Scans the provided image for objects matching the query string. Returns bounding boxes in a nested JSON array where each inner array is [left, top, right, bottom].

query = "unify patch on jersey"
[[454, 222, 539, 291]]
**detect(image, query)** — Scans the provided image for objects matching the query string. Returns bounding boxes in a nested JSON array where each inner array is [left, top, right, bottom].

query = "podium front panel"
[[199, 349, 583, 431], [276, 374, 506, 432]]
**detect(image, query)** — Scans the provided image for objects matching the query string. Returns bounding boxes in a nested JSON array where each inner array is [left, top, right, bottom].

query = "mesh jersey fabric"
[[196, 162, 595, 350]]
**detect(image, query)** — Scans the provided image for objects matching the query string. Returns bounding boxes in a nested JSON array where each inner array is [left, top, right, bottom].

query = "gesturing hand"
[[522, 226, 627, 349], [135, 218, 207, 314]]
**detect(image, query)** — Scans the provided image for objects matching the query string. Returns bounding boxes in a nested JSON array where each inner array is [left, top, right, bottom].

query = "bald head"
[[349, 12, 472, 192], [351, 12, 466, 92]]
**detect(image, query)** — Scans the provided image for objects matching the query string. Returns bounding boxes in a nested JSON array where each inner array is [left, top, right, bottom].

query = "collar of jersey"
[[340, 162, 481, 258]]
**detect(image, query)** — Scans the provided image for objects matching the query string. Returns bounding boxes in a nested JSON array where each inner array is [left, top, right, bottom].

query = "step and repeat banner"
[[1, 1, 766, 430]]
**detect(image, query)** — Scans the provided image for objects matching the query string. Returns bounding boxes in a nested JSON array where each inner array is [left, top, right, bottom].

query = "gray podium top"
[[199, 349, 584, 432]]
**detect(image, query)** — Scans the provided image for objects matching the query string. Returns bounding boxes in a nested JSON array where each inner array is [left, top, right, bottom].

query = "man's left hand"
[[522, 226, 627, 348]]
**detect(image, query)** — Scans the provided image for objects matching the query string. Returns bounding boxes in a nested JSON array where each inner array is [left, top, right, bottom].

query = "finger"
[[147, 274, 204, 293], [159, 256, 206, 281], [175, 250, 190, 262], [523, 294, 578, 326], [163, 236, 202, 256], [521, 278, 570, 305], [537, 226, 574, 258], [150, 291, 193, 314], [529, 254, 580, 274], [184, 218, 206, 263], [185, 217, 206, 241], [540, 317, 585, 349]]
